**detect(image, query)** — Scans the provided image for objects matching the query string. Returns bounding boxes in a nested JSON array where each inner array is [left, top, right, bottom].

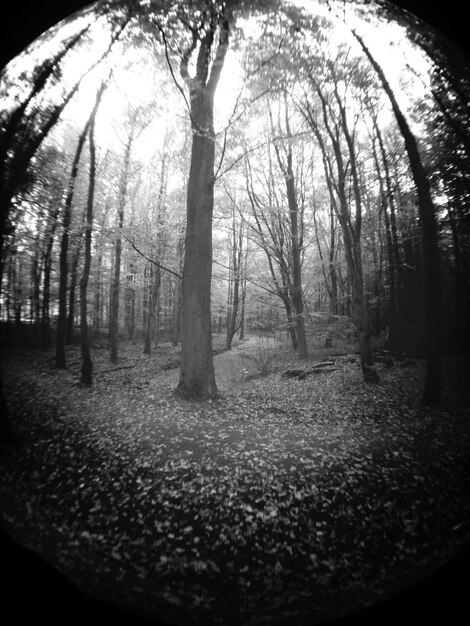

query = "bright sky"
[[1, 0, 433, 171]]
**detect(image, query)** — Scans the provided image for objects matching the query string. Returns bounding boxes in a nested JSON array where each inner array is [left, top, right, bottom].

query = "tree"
[[225, 199, 245, 350], [302, 72, 379, 382], [268, 94, 308, 358], [80, 80, 108, 386], [174, 1, 233, 399], [56, 118, 92, 369], [351, 29, 443, 405]]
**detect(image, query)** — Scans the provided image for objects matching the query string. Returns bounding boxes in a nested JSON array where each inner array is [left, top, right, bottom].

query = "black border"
[[1, 1, 469, 625]]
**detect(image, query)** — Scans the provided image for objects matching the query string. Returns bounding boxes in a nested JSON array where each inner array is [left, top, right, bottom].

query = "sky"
[[1, 0, 434, 186]]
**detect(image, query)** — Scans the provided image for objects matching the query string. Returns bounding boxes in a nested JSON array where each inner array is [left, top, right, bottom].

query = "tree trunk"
[[109, 130, 133, 363], [143, 263, 161, 355], [226, 207, 243, 350], [269, 97, 307, 358], [238, 243, 248, 341], [176, 7, 231, 399], [80, 103, 101, 386], [353, 31, 443, 405], [307, 85, 377, 380], [285, 154, 307, 359], [31, 226, 42, 339], [41, 205, 60, 349], [93, 249, 103, 331], [56, 119, 91, 368], [176, 96, 217, 398], [66, 240, 82, 345]]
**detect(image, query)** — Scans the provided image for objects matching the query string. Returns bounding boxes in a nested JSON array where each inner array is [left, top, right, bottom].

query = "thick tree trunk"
[[176, 95, 217, 399], [176, 4, 231, 400]]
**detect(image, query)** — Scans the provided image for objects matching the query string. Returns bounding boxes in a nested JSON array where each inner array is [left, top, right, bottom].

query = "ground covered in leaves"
[[1, 333, 470, 625]]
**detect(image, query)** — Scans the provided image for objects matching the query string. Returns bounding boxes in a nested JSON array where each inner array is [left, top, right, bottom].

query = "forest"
[[1, 1, 469, 625]]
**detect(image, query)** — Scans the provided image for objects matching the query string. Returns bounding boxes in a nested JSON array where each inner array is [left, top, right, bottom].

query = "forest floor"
[[0, 331, 470, 626]]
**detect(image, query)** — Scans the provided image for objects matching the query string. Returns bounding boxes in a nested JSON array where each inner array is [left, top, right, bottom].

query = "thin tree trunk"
[[80, 92, 102, 386], [56, 118, 92, 368], [143, 263, 161, 355], [239, 241, 248, 340], [109, 129, 134, 363], [269, 98, 308, 358], [305, 87, 377, 380], [353, 31, 443, 405], [41, 205, 60, 349], [226, 207, 243, 350], [66, 238, 83, 344], [93, 250, 103, 331], [285, 157, 307, 358]]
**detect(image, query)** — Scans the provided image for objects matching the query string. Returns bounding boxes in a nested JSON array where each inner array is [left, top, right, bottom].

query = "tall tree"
[[351, 29, 443, 405], [56, 121, 91, 369], [80, 81, 107, 386], [109, 106, 144, 363], [302, 77, 379, 382], [174, 1, 232, 399], [269, 94, 308, 358]]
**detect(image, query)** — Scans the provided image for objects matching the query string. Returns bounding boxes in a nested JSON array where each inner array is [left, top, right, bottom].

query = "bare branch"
[[206, 7, 232, 96], [154, 20, 193, 119], [122, 235, 182, 279]]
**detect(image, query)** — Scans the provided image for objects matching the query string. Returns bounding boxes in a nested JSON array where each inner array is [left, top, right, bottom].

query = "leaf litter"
[[1, 338, 469, 625]]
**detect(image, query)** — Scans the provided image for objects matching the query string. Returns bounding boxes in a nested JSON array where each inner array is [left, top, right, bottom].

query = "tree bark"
[[143, 262, 161, 355], [56, 123, 90, 369], [304, 89, 377, 381], [176, 94, 218, 398], [80, 100, 100, 386], [226, 206, 243, 350], [66, 238, 83, 345], [353, 32, 443, 405], [171, 231, 184, 346], [109, 126, 134, 363], [176, 6, 231, 399]]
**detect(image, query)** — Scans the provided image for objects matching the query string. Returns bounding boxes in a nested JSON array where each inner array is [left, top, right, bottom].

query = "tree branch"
[[122, 235, 182, 279]]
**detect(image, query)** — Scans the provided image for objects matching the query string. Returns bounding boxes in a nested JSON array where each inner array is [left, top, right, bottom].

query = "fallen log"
[[282, 365, 337, 380], [373, 354, 395, 368], [310, 360, 335, 369]]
